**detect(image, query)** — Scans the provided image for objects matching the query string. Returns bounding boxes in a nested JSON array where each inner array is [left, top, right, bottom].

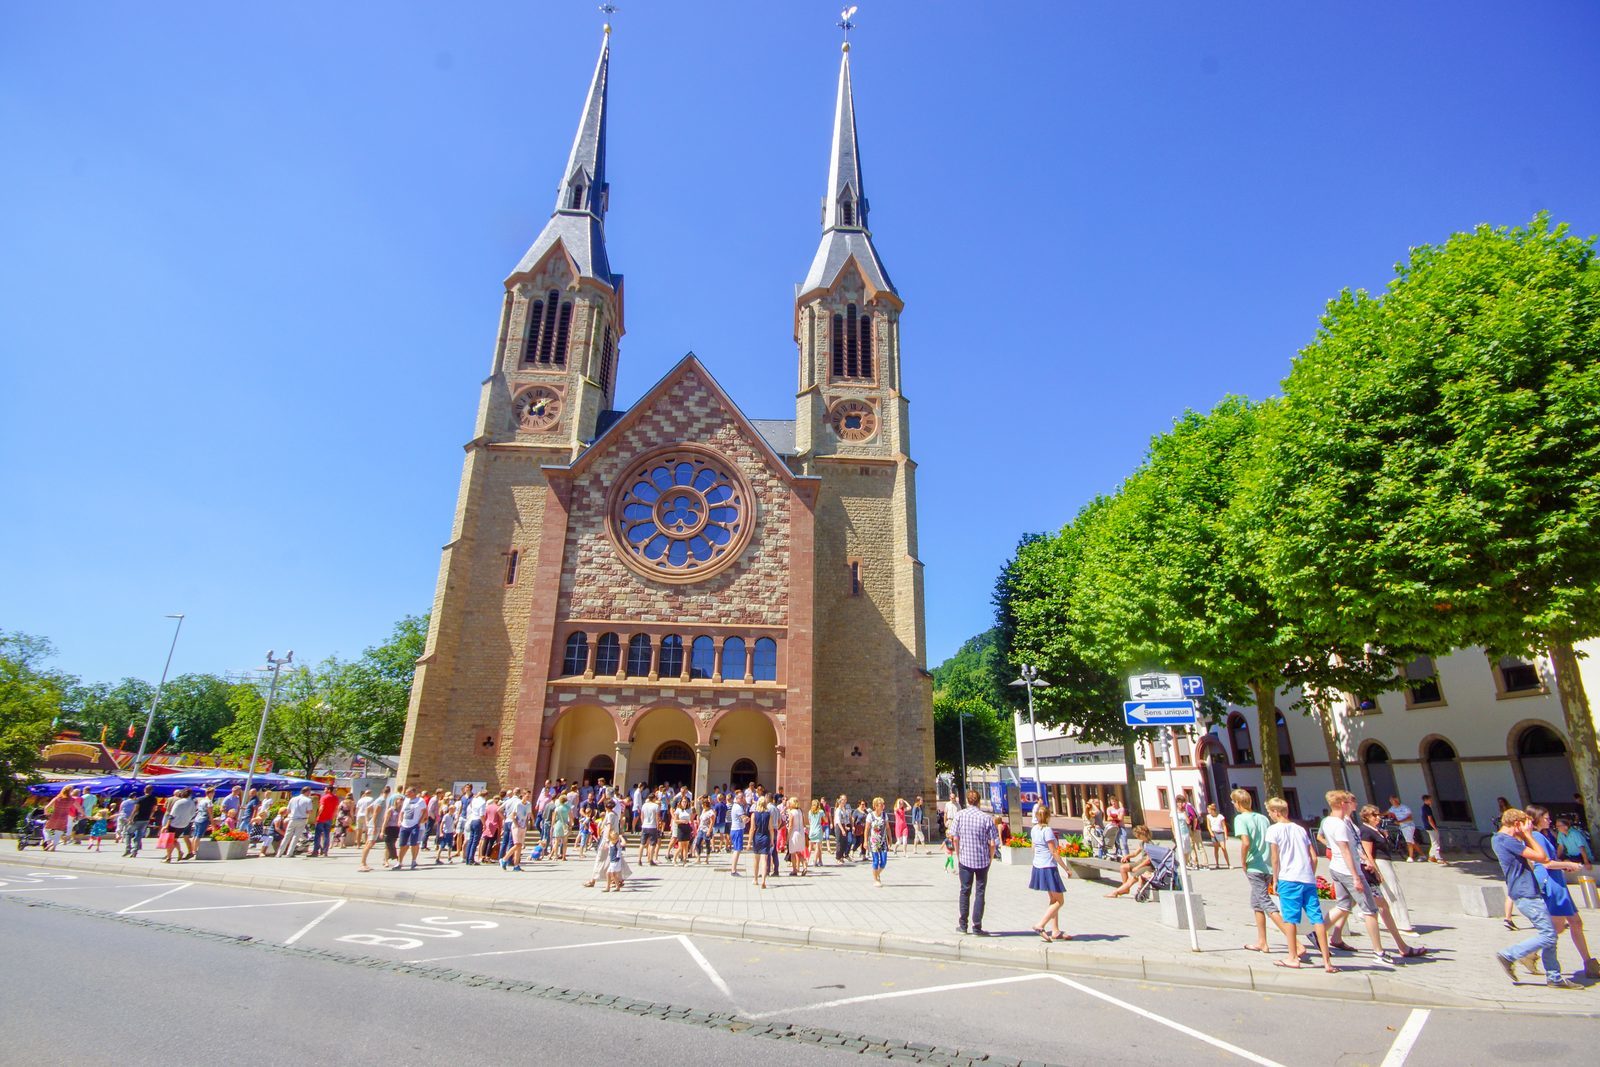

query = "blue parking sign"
[[1181, 675, 1205, 698]]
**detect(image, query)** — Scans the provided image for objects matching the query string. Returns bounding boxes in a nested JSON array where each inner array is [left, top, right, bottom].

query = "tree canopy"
[[0, 632, 67, 803]]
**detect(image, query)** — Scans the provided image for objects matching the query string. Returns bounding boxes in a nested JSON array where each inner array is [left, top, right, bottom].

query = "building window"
[[1424, 738, 1472, 823], [1157, 787, 1169, 809], [859, 313, 873, 378], [522, 301, 544, 363], [831, 313, 845, 377], [731, 758, 758, 788], [504, 549, 519, 586], [1283, 788, 1302, 821], [1362, 742, 1398, 808], [1403, 655, 1444, 706], [569, 184, 585, 210], [658, 634, 684, 678], [553, 302, 573, 366], [599, 325, 615, 395], [752, 637, 778, 682], [626, 634, 652, 677], [561, 633, 588, 677], [840, 198, 854, 225], [690, 636, 716, 680], [1275, 711, 1295, 776], [1497, 655, 1543, 695], [1242, 786, 1261, 812], [1175, 732, 1193, 767], [1515, 724, 1578, 809], [721, 637, 747, 681], [1227, 714, 1253, 765], [595, 633, 621, 676], [1148, 739, 1164, 768], [849, 560, 862, 597]]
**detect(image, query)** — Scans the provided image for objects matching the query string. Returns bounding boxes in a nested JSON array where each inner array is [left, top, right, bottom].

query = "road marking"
[[1380, 1009, 1430, 1067], [0, 882, 169, 893], [1048, 975, 1286, 1067], [677, 934, 740, 1009], [132, 898, 344, 915], [746, 973, 1050, 1018], [415, 933, 679, 964], [284, 899, 347, 945], [118, 882, 192, 914]]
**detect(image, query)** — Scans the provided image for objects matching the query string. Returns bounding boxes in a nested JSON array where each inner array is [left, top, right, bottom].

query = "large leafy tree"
[[1260, 214, 1600, 828], [0, 632, 67, 803], [147, 673, 236, 752], [929, 629, 1009, 710], [931, 694, 1009, 795], [62, 677, 156, 746], [340, 613, 427, 757], [994, 513, 1149, 823], [214, 660, 354, 776], [1076, 398, 1391, 798]]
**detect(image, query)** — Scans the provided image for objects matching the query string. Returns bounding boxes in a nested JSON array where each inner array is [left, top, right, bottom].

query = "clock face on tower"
[[829, 398, 878, 442], [513, 385, 562, 432]]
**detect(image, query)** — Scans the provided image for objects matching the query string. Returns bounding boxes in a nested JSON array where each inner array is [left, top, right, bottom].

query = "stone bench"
[[1459, 883, 1507, 918]]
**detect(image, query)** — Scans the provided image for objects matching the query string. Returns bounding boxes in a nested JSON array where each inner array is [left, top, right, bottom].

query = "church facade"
[[397, 30, 934, 804]]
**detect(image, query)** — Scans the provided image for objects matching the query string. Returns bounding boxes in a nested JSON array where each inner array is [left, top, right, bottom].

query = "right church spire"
[[800, 42, 896, 299]]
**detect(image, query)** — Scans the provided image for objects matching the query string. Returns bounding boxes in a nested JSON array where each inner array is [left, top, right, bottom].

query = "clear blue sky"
[[3, 2, 1597, 685]]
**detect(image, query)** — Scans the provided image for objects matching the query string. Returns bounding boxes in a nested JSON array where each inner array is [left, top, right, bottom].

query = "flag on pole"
[[127, 723, 136, 739]]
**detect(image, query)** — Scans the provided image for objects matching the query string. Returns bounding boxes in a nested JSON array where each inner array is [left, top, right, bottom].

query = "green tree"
[[931, 694, 1008, 794], [341, 613, 427, 756], [930, 629, 1009, 710], [153, 673, 237, 752], [1076, 398, 1390, 799], [0, 632, 67, 803], [62, 677, 155, 745], [214, 660, 354, 776], [1260, 214, 1600, 828], [993, 514, 1148, 823]]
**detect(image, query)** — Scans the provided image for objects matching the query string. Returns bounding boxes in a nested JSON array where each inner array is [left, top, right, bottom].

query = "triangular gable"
[[552, 353, 816, 492]]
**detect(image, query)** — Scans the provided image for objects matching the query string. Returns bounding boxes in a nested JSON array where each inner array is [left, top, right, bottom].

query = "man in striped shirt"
[[949, 790, 999, 935]]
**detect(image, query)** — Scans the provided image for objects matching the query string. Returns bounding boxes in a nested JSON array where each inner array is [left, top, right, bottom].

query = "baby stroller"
[[16, 811, 46, 850], [1133, 845, 1182, 903], [1083, 823, 1105, 858]]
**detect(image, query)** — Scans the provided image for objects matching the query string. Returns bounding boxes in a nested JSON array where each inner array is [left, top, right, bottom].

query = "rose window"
[[607, 446, 754, 583]]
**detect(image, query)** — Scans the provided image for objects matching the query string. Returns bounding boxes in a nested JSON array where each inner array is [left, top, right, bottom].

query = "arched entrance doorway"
[[1362, 742, 1398, 807], [1514, 724, 1577, 810], [1423, 738, 1471, 823], [708, 708, 778, 793], [583, 754, 615, 787], [547, 705, 617, 787], [731, 758, 758, 789], [1201, 738, 1232, 818], [649, 741, 694, 788]]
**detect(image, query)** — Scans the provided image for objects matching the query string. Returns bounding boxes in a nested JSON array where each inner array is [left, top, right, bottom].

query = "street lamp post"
[[241, 650, 293, 811], [1009, 665, 1049, 808], [130, 614, 185, 780], [956, 708, 973, 798]]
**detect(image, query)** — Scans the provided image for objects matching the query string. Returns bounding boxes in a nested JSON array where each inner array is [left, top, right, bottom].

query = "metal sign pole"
[[1163, 725, 1201, 951]]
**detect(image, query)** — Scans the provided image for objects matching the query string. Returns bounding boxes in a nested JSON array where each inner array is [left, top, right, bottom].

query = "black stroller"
[[15, 811, 46, 850], [1133, 844, 1183, 903]]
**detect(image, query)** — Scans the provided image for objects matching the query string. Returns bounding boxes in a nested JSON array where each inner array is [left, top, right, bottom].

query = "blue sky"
[[3, 2, 1598, 685]]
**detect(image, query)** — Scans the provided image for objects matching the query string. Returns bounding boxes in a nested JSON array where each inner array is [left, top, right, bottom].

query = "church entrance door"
[[649, 741, 695, 790]]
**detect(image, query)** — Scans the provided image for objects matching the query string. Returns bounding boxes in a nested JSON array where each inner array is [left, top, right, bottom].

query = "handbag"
[[1360, 862, 1382, 887], [157, 831, 176, 850]]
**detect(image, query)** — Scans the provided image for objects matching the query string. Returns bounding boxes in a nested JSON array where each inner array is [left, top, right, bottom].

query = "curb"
[[3, 850, 1586, 1016]]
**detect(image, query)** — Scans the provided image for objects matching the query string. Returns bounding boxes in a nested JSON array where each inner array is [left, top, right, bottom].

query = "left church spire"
[[509, 28, 617, 288]]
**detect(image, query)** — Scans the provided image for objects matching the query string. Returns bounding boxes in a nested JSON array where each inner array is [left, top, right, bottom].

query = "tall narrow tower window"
[[831, 313, 845, 377], [599, 325, 615, 395], [840, 198, 854, 225], [845, 303, 860, 376], [553, 302, 573, 366], [858, 313, 873, 378], [569, 184, 585, 210], [522, 300, 545, 364], [539, 290, 560, 362]]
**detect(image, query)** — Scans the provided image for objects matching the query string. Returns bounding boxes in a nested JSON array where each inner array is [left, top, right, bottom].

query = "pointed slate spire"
[[510, 29, 617, 288], [801, 42, 895, 297]]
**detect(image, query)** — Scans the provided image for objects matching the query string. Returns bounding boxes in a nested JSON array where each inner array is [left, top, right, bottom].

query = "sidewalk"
[[7, 841, 1596, 1015]]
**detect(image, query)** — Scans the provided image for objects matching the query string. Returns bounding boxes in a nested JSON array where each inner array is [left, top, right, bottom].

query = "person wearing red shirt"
[[312, 787, 340, 856]]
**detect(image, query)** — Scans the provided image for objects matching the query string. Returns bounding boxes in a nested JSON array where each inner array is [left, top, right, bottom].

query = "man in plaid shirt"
[[949, 789, 999, 935]]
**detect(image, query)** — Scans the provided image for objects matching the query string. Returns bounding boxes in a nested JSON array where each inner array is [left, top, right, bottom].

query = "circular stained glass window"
[[606, 445, 754, 583]]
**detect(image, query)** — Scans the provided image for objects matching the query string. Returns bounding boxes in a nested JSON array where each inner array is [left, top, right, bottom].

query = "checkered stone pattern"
[[558, 370, 793, 627]]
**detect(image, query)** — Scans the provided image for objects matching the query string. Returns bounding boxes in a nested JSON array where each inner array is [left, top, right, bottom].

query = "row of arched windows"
[[523, 288, 572, 367], [831, 303, 874, 379], [562, 632, 778, 682]]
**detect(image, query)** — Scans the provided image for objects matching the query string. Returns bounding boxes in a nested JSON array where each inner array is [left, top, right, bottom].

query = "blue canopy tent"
[[27, 769, 329, 799]]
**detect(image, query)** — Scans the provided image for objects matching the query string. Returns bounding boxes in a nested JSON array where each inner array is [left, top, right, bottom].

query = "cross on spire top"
[[837, 4, 857, 50]]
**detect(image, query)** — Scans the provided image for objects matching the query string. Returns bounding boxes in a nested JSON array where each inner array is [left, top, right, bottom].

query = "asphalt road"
[[1, 860, 1593, 1067]]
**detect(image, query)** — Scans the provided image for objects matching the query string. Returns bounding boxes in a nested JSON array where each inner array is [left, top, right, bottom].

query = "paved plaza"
[[8, 839, 1596, 1014]]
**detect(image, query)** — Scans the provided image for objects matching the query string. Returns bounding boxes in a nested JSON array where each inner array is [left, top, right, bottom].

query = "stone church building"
[[398, 30, 934, 803]]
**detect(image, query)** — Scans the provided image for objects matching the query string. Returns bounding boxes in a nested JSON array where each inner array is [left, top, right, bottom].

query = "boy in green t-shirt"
[[1232, 789, 1288, 953]]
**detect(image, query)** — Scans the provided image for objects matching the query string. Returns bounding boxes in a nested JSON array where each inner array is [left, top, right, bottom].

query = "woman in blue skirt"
[[1028, 806, 1071, 942]]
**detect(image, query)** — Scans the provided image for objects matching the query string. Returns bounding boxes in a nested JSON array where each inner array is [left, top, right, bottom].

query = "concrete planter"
[[995, 845, 1033, 865], [196, 838, 249, 861]]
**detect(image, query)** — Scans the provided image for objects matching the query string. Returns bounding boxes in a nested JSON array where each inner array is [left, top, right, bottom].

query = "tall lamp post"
[[1009, 665, 1049, 809], [956, 707, 975, 799], [242, 650, 293, 809], [130, 614, 185, 780]]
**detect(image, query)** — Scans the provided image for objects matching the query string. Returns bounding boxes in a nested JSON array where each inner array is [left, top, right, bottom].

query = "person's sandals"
[[1398, 946, 1430, 959], [1051, 932, 1071, 942], [1328, 940, 1357, 953]]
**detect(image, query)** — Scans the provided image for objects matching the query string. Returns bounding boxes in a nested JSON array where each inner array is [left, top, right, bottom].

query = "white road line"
[[1380, 1008, 1431, 1067], [1048, 975, 1287, 1067], [745, 974, 1050, 1019], [414, 934, 679, 964], [118, 882, 192, 914], [0, 882, 171, 893], [677, 934, 740, 1009], [284, 899, 347, 946], [132, 898, 344, 915]]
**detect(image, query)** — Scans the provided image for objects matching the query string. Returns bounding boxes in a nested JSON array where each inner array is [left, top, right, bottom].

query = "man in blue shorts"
[[1266, 797, 1333, 971]]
